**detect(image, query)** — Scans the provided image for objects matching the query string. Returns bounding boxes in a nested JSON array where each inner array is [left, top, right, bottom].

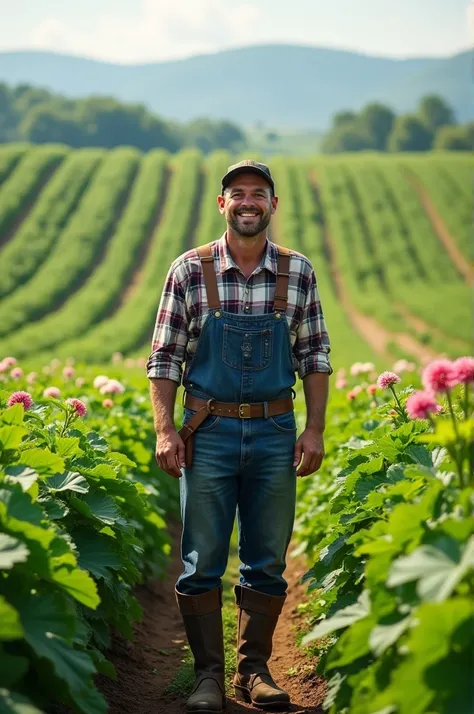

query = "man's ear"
[[217, 194, 225, 214], [271, 195, 279, 214]]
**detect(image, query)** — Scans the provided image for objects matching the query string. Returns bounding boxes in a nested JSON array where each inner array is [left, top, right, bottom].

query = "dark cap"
[[221, 159, 275, 194]]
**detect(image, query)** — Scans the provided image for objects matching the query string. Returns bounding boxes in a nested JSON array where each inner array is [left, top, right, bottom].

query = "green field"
[[0, 143, 471, 369]]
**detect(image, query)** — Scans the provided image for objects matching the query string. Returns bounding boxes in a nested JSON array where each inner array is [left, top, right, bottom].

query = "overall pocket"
[[268, 411, 297, 433], [222, 324, 273, 371]]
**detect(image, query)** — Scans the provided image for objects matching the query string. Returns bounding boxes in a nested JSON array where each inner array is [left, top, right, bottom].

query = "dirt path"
[[97, 521, 325, 714], [307, 172, 437, 365], [394, 302, 470, 354], [405, 175, 472, 285]]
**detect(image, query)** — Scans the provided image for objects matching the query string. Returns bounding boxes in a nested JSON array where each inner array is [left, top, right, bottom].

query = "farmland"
[[0, 144, 472, 714]]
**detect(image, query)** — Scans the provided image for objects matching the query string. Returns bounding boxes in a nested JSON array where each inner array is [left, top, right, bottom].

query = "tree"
[[359, 102, 395, 151], [0, 83, 17, 142], [434, 125, 472, 151], [388, 115, 433, 152], [322, 122, 375, 153], [333, 110, 357, 128], [418, 95, 455, 133], [18, 104, 85, 146]]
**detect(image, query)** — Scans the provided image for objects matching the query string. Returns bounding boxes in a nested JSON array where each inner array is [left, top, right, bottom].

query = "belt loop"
[[263, 401, 268, 419]]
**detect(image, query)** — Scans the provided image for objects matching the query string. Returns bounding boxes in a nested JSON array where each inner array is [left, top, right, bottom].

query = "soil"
[[97, 521, 326, 714], [405, 175, 473, 285]]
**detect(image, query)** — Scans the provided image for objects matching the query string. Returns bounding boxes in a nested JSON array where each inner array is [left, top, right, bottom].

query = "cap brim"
[[222, 166, 275, 193]]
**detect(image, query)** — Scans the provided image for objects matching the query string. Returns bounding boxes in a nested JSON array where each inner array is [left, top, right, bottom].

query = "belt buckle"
[[239, 403, 251, 419]]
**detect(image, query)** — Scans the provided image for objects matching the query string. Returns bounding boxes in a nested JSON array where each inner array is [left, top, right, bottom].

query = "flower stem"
[[463, 383, 470, 420], [390, 385, 408, 422]]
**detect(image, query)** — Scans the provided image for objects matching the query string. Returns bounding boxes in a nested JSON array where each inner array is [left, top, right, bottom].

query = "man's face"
[[217, 173, 278, 238]]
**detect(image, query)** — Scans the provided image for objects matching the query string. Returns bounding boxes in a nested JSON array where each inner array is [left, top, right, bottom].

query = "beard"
[[226, 208, 272, 237]]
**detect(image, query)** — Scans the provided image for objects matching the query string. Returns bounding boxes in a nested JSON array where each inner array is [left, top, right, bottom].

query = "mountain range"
[[0, 45, 470, 130]]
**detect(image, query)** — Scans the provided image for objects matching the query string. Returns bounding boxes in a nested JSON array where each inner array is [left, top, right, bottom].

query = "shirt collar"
[[217, 233, 278, 276]]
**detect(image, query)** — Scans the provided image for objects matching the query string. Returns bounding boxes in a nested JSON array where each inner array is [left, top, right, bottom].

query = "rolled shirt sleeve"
[[146, 261, 188, 384], [294, 267, 332, 378]]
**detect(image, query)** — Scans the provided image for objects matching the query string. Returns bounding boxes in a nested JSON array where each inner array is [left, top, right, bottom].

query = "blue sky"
[[0, 0, 470, 63]]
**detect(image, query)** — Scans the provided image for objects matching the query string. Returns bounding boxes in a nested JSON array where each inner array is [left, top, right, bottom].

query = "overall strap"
[[197, 243, 221, 310], [274, 245, 291, 312]]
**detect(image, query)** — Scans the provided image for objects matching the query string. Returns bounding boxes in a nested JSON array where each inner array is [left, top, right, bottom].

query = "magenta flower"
[[63, 366, 75, 379], [66, 398, 87, 418], [422, 359, 457, 393], [43, 386, 61, 398], [102, 398, 114, 408], [8, 391, 33, 409], [377, 371, 401, 390], [452, 357, 474, 385], [406, 390, 439, 420], [10, 367, 23, 380]]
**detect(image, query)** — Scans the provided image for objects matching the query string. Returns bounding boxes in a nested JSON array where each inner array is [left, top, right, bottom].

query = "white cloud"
[[28, 0, 263, 63]]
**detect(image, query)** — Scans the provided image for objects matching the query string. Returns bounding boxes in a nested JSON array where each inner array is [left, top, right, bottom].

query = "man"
[[147, 159, 332, 713]]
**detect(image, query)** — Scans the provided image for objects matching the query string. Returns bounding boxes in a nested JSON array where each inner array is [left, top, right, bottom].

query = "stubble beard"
[[227, 210, 271, 238]]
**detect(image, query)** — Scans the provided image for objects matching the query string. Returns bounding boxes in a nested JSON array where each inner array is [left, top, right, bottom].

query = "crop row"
[[50, 149, 203, 362], [0, 144, 67, 245], [0, 149, 103, 299], [0, 151, 168, 359], [0, 148, 140, 343], [0, 143, 29, 184]]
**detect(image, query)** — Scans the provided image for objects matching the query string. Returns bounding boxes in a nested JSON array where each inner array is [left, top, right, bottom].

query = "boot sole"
[[234, 686, 290, 710]]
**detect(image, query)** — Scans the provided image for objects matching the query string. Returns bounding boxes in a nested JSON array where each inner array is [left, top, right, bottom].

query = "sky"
[[0, 0, 471, 64]]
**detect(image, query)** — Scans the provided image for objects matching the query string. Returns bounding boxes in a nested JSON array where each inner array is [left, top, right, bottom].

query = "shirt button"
[[244, 305, 250, 311]]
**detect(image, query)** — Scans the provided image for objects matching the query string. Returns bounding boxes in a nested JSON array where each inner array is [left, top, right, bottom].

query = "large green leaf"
[[369, 616, 411, 656], [326, 616, 375, 669], [0, 646, 28, 687], [0, 534, 29, 569], [73, 529, 121, 580], [16, 589, 75, 646], [45, 471, 89, 494], [0, 487, 42, 526], [0, 426, 28, 451], [52, 567, 100, 609], [54, 437, 83, 460], [1, 405, 25, 426], [302, 590, 371, 644], [70, 490, 120, 525], [0, 596, 23, 641], [0, 689, 45, 714], [387, 537, 474, 602], [19, 449, 64, 476], [4, 467, 38, 492]]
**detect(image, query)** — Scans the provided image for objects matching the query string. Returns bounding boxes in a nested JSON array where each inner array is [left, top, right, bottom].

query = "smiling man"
[[147, 159, 332, 713]]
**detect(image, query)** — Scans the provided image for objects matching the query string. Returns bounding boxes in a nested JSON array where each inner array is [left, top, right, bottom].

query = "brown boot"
[[233, 585, 290, 710], [176, 586, 226, 713]]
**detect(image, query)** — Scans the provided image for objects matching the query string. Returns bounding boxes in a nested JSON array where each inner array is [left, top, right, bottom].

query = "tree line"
[[0, 82, 246, 154], [322, 95, 473, 153]]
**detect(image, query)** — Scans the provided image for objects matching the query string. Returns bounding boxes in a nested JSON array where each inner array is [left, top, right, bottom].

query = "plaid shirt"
[[146, 234, 332, 384]]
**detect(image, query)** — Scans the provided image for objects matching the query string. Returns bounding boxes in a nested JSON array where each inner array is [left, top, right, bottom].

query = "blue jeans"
[[177, 407, 297, 596]]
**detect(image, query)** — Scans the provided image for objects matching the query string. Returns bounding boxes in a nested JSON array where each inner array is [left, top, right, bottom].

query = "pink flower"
[[2, 357, 17, 368], [422, 359, 457, 393], [43, 386, 61, 398], [63, 366, 75, 379], [100, 379, 125, 395], [26, 372, 37, 384], [66, 398, 87, 418], [102, 398, 114, 408], [406, 390, 439, 420], [0, 362, 8, 374], [393, 359, 416, 373], [336, 378, 347, 389], [10, 367, 23, 380], [93, 375, 109, 389], [8, 391, 33, 409], [367, 384, 377, 396], [75, 377, 85, 388], [452, 357, 474, 385], [352, 385, 363, 396], [347, 389, 358, 401], [377, 371, 401, 390]]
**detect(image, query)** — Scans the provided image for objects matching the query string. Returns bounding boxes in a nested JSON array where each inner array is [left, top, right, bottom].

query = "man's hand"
[[155, 426, 186, 479], [293, 427, 325, 477]]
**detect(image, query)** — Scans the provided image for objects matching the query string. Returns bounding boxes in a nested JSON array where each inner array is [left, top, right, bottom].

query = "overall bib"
[[177, 243, 298, 597]]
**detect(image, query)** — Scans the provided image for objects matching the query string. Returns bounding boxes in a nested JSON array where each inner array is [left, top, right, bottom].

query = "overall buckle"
[[238, 403, 251, 419]]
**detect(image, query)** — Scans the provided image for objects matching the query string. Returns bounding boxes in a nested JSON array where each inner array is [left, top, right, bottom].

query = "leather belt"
[[178, 394, 294, 467]]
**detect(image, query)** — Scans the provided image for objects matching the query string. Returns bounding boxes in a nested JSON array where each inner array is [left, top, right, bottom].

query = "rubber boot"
[[233, 585, 290, 710], [176, 586, 226, 714]]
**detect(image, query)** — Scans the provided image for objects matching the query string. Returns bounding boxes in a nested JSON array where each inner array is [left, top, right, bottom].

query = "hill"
[[0, 45, 470, 129]]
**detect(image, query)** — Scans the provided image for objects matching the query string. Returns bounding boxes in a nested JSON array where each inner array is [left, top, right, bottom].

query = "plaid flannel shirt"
[[146, 235, 332, 384]]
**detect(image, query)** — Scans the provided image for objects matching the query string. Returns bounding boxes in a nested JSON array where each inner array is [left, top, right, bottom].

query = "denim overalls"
[[177, 242, 298, 597]]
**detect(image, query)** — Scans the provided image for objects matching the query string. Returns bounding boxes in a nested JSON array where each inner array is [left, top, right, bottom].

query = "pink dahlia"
[[0, 362, 8, 374], [93, 374, 109, 389], [422, 359, 457, 393], [377, 371, 401, 390], [100, 379, 125, 395], [43, 386, 61, 398], [102, 398, 114, 408], [452, 357, 474, 385], [2, 357, 17, 368], [66, 398, 87, 418], [406, 390, 439, 420], [63, 366, 75, 379], [8, 391, 33, 409], [10, 367, 23, 380]]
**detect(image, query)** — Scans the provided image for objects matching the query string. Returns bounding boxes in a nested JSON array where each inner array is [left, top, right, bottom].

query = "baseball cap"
[[221, 159, 275, 195]]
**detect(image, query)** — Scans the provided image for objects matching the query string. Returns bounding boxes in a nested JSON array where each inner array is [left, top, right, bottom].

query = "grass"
[[164, 525, 240, 697]]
